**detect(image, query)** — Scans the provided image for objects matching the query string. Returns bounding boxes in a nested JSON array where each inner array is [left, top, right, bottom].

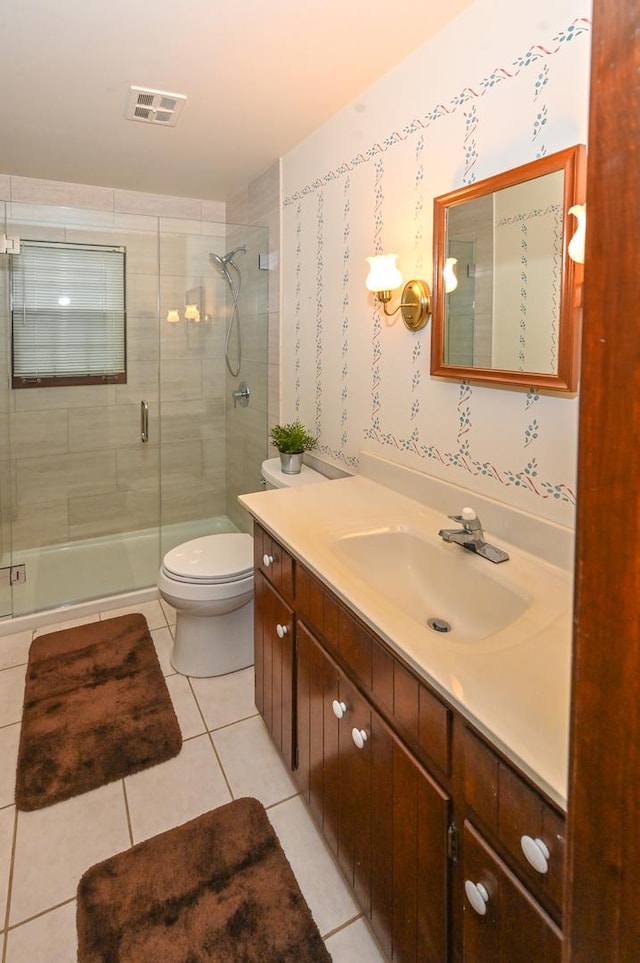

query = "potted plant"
[[270, 420, 317, 474]]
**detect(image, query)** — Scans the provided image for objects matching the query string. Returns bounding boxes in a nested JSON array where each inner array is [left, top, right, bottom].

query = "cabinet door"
[[254, 570, 295, 767], [462, 822, 562, 963], [370, 716, 450, 963], [297, 623, 450, 963]]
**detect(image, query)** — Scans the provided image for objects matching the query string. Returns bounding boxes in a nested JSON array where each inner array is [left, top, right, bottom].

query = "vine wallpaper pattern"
[[281, 0, 591, 526]]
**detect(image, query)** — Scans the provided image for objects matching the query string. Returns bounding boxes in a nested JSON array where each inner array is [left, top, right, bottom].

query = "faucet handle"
[[448, 507, 479, 526]]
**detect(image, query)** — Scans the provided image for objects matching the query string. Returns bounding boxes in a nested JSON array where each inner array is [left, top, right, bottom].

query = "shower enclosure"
[[0, 201, 269, 620]]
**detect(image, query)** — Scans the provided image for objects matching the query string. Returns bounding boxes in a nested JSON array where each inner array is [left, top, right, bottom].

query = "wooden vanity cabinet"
[[251, 523, 566, 962]]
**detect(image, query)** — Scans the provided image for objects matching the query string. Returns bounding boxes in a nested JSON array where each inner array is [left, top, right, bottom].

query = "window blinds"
[[11, 240, 126, 387]]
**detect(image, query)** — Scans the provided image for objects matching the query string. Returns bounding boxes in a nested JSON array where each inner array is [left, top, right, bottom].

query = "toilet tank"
[[261, 457, 329, 490]]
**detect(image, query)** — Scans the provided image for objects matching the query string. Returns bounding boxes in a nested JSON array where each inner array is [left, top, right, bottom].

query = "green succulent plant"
[[270, 421, 317, 454]]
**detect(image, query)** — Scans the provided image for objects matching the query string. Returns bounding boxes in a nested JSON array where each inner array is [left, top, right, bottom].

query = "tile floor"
[[0, 597, 389, 962]]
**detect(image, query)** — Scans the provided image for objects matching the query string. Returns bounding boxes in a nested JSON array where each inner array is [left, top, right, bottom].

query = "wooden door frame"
[[566, 2, 640, 959]]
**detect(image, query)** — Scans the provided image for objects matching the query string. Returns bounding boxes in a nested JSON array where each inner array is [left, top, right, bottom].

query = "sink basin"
[[330, 527, 530, 644]]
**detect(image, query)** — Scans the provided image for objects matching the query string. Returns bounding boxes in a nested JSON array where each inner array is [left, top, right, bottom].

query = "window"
[[10, 240, 127, 388]]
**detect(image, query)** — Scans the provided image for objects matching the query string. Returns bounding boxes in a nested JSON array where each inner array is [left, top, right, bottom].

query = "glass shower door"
[[0, 201, 14, 618], [5, 202, 162, 615]]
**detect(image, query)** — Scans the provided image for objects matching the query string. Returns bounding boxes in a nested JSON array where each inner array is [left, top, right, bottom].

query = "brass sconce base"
[[400, 279, 432, 331]]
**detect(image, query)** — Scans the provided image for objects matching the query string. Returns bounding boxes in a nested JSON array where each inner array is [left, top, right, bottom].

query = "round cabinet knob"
[[262, 553, 274, 567], [332, 700, 347, 720], [351, 727, 368, 749], [520, 835, 550, 874], [464, 880, 490, 916], [275, 623, 289, 639]]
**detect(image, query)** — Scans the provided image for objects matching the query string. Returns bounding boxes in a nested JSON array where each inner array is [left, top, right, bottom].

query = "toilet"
[[157, 458, 328, 677]]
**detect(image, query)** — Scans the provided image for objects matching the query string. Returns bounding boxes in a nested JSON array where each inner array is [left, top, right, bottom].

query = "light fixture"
[[443, 257, 458, 293], [568, 203, 586, 264], [365, 254, 432, 331], [184, 303, 201, 323], [166, 309, 181, 323]]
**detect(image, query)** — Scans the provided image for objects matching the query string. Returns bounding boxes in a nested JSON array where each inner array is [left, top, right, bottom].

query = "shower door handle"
[[140, 400, 149, 443]]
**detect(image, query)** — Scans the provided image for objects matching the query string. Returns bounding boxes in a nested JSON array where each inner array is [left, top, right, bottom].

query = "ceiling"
[[0, 0, 475, 202]]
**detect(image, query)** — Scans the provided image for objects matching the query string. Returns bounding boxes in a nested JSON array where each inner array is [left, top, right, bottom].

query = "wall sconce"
[[184, 303, 201, 323], [443, 257, 458, 293], [365, 253, 432, 331], [568, 204, 586, 264], [166, 309, 181, 323]]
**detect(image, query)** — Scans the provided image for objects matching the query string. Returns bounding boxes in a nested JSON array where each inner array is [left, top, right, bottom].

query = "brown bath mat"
[[16, 613, 182, 811], [77, 796, 331, 962]]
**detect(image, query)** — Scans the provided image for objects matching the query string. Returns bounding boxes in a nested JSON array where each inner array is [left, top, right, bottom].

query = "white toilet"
[[158, 533, 254, 677], [157, 459, 328, 677]]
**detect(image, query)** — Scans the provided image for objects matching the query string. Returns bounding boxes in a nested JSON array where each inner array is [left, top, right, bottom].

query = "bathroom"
[[0, 0, 636, 960]]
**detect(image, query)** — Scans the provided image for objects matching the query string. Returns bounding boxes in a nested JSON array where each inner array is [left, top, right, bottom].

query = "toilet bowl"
[[157, 532, 254, 678]]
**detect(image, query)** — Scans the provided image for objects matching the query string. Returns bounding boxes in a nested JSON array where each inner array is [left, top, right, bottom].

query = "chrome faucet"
[[439, 508, 509, 564]]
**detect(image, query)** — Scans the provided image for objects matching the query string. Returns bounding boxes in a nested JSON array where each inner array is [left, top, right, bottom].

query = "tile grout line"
[[1, 807, 18, 963], [187, 676, 236, 802]]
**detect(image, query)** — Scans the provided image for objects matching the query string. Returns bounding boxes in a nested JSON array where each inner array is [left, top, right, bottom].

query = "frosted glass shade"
[[443, 257, 458, 293], [568, 204, 586, 264], [365, 254, 402, 292], [166, 309, 181, 323]]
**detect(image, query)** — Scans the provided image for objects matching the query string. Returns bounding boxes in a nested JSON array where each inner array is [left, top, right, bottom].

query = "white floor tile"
[[5, 900, 78, 963], [101, 599, 167, 631], [0, 666, 26, 727], [0, 724, 20, 808], [151, 625, 175, 676], [0, 631, 32, 671], [125, 734, 231, 845], [325, 918, 389, 962], [190, 666, 257, 731], [212, 715, 297, 807], [268, 795, 359, 937], [10, 781, 130, 925], [165, 674, 205, 740], [0, 806, 15, 930]]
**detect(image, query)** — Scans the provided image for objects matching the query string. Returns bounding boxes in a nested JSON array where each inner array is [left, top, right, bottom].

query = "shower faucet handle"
[[232, 382, 250, 408]]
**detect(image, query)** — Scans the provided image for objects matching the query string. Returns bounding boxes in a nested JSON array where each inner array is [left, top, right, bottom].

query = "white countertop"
[[240, 472, 572, 808]]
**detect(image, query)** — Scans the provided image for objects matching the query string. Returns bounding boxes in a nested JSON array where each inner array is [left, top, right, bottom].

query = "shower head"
[[222, 245, 247, 264], [209, 245, 247, 274]]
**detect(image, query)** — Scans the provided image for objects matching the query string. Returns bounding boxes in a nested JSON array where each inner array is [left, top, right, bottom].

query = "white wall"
[[281, 0, 591, 527]]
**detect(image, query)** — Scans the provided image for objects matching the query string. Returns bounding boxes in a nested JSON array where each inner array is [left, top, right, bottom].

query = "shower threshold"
[[5, 516, 239, 618]]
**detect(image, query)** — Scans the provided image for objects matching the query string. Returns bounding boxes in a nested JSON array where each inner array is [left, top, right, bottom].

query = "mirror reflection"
[[431, 145, 586, 392]]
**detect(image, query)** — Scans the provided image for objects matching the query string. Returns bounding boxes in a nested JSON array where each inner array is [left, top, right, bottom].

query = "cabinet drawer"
[[462, 821, 562, 963], [464, 728, 565, 916], [254, 523, 294, 601]]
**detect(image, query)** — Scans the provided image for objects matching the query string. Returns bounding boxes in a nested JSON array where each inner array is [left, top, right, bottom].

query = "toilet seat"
[[162, 533, 253, 585]]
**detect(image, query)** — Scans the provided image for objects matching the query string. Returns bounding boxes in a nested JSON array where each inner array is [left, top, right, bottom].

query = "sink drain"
[[428, 617, 452, 633]]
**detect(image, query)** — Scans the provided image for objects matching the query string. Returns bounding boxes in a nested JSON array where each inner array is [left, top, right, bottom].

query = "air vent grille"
[[125, 86, 187, 127]]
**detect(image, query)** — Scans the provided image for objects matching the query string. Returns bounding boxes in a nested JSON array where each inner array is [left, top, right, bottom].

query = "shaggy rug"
[[77, 796, 332, 963], [15, 613, 182, 811]]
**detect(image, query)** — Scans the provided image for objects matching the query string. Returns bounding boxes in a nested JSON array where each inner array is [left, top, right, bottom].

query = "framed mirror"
[[431, 144, 586, 391]]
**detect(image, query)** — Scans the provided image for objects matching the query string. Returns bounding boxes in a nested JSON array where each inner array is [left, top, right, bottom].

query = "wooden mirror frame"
[[431, 144, 587, 392]]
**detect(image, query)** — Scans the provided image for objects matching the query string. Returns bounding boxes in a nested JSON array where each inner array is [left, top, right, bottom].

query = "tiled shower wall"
[[281, 0, 591, 528], [226, 161, 280, 531], [0, 175, 232, 553]]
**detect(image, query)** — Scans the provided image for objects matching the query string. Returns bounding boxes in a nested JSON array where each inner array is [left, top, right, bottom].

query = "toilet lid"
[[162, 533, 253, 584]]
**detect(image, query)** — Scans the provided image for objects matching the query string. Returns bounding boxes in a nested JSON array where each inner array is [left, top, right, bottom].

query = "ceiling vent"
[[125, 86, 187, 127]]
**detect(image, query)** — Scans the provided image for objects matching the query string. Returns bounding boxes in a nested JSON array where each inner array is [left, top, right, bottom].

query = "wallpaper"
[[281, 0, 591, 526]]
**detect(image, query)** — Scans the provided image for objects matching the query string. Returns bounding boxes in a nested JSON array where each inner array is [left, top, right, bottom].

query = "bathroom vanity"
[[241, 457, 572, 962]]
